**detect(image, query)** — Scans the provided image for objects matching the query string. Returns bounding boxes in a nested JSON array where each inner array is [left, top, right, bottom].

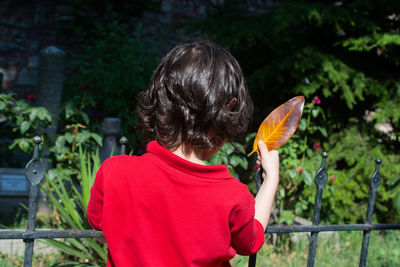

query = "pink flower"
[[81, 84, 90, 91], [25, 94, 36, 103], [313, 96, 321, 105], [312, 142, 321, 151], [296, 167, 304, 174], [330, 176, 335, 182]]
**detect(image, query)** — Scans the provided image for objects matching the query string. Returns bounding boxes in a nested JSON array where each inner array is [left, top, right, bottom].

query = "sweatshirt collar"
[[147, 141, 232, 179]]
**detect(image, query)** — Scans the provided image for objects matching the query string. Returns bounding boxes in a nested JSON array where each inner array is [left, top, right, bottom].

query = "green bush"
[[1, 91, 106, 264], [0, 93, 52, 155], [40, 147, 106, 266], [323, 126, 400, 223]]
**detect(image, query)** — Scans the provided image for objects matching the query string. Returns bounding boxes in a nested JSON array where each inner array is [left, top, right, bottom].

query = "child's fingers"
[[257, 140, 279, 180], [257, 140, 269, 157]]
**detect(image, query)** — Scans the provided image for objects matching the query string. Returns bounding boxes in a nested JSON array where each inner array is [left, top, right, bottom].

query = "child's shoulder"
[[101, 154, 138, 168], [104, 154, 132, 162], [100, 153, 156, 169], [229, 179, 254, 197]]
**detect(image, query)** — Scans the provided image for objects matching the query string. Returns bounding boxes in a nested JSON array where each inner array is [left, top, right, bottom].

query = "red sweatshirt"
[[87, 141, 264, 267]]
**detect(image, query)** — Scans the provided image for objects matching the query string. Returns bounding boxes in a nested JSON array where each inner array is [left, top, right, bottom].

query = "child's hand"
[[254, 140, 280, 230], [257, 140, 279, 182]]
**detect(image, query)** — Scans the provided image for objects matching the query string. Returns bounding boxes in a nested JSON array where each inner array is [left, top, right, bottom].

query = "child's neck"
[[170, 146, 206, 165]]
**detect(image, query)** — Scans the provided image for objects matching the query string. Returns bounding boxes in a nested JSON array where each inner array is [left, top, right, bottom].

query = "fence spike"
[[32, 136, 41, 159], [119, 136, 128, 155], [359, 158, 382, 267], [23, 136, 45, 267], [307, 151, 328, 267]]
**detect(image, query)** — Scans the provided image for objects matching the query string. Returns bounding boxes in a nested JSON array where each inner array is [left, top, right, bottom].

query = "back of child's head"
[[137, 40, 253, 156]]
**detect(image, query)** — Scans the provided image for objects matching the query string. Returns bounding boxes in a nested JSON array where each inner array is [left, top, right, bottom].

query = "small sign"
[[2, 174, 28, 191], [0, 168, 29, 196]]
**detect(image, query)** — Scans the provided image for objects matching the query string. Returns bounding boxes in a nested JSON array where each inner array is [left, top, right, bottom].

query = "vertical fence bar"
[[307, 152, 328, 267], [248, 252, 257, 267], [248, 167, 264, 267], [119, 136, 128, 155], [23, 136, 45, 267], [359, 158, 382, 267]]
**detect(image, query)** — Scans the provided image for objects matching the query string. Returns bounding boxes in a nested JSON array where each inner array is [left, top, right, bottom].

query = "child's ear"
[[227, 97, 237, 110]]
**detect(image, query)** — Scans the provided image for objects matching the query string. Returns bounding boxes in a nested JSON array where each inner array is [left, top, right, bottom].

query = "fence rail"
[[0, 136, 399, 267], [2, 223, 400, 239]]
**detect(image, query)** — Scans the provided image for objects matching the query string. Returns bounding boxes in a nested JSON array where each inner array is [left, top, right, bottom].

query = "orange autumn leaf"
[[249, 96, 305, 156]]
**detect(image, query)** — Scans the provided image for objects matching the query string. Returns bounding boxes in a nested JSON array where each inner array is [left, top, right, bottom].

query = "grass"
[[0, 253, 63, 267], [231, 230, 400, 267]]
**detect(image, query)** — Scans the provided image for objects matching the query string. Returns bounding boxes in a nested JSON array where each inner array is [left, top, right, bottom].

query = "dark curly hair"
[[137, 40, 253, 157]]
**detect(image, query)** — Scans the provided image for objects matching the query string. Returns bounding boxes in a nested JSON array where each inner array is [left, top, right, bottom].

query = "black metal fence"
[[0, 136, 399, 267]]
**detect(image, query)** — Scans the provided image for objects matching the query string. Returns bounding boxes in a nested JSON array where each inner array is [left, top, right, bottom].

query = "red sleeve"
[[87, 164, 105, 230], [229, 191, 265, 255]]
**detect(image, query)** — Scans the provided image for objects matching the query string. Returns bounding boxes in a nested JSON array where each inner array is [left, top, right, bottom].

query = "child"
[[87, 40, 279, 267]]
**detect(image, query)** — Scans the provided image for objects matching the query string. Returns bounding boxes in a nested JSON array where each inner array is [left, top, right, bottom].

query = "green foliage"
[[0, 93, 53, 154], [207, 133, 257, 191], [47, 89, 103, 170], [51, 125, 102, 166], [342, 33, 400, 52], [324, 126, 400, 223], [41, 146, 106, 266], [1, 91, 106, 264], [0, 89, 101, 166], [275, 99, 327, 222], [1, 63, 109, 263], [293, 52, 379, 109]]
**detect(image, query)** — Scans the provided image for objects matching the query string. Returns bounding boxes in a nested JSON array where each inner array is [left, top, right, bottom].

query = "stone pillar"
[[36, 46, 65, 214], [99, 117, 121, 162], [36, 46, 66, 138]]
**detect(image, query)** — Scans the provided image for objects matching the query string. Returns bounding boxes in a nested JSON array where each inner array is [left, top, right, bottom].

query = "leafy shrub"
[[51, 95, 102, 169], [0, 93, 52, 154], [323, 126, 400, 223], [1, 92, 106, 264], [41, 147, 106, 266]]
